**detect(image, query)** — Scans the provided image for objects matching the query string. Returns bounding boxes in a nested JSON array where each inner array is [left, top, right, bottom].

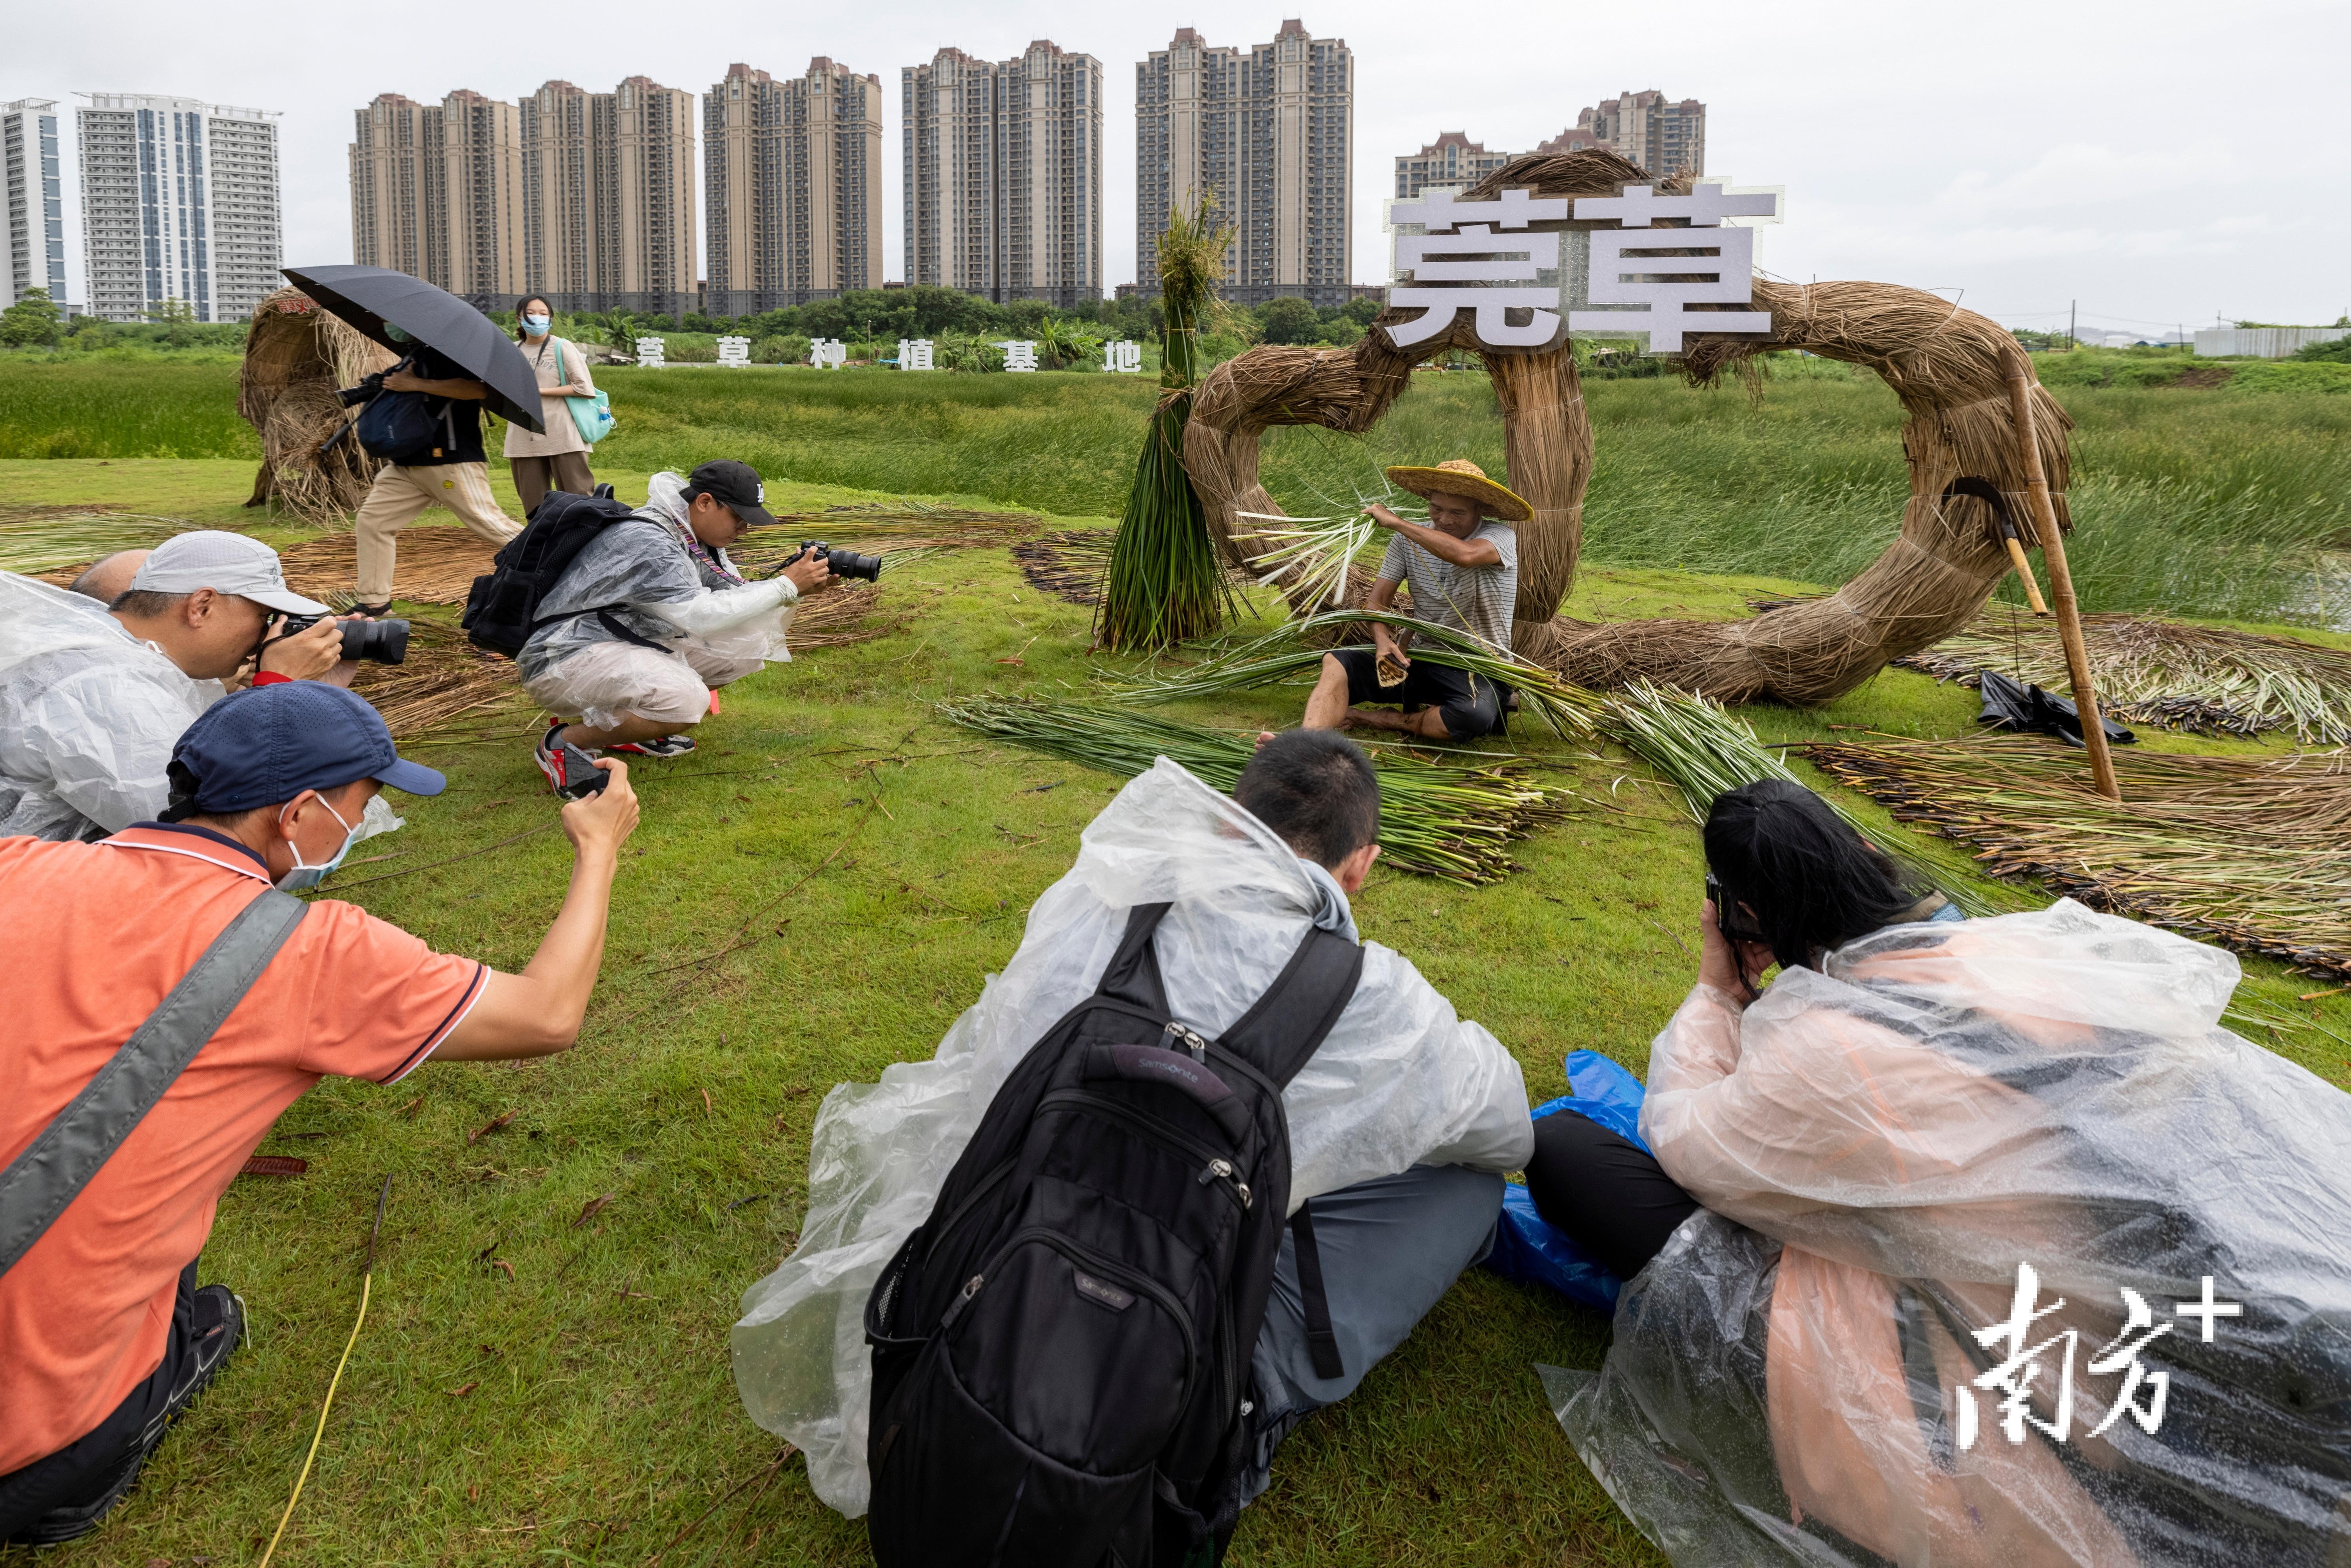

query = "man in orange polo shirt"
[[0, 681, 640, 1544]]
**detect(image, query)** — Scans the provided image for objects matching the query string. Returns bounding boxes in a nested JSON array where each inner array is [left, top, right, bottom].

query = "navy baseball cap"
[[170, 682, 446, 815]]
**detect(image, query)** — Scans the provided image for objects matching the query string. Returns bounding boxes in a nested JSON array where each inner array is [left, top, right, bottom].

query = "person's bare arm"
[[381, 370, 488, 400], [431, 761, 641, 1060], [1368, 503, 1501, 567]]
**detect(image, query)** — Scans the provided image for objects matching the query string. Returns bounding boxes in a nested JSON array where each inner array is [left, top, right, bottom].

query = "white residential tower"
[[76, 93, 282, 323], [3, 99, 72, 309]]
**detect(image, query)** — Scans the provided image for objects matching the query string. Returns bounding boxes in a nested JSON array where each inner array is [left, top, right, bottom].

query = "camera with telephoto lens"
[[788, 540, 882, 583], [335, 370, 388, 408], [276, 612, 411, 665]]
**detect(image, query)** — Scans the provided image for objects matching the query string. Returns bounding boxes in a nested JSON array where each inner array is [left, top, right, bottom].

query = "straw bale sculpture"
[[237, 286, 399, 525], [1184, 151, 2073, 705]]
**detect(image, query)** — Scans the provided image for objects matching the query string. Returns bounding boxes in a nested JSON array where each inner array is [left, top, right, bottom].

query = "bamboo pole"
[[1998, 523, 2052, 616], [2003, 345, 2120, 800]]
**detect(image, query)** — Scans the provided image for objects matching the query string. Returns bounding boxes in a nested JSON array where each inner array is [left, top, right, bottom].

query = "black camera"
[[334, 370, 387, 408], [278, 612, 411, 665], [1705, 873, 1767, 944], [789, 540, 882, 583]]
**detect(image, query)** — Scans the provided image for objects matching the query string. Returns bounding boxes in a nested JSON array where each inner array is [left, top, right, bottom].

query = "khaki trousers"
[[510, 452, 597, 517], [352, 462, 522, 603]]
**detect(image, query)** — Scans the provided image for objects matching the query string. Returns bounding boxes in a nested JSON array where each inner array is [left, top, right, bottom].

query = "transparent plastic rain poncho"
[[0, 571, 224, 840], [732, 759, 1536, 1515], [1549, 899, 2351, 1567], [516, 470, 797, 693]]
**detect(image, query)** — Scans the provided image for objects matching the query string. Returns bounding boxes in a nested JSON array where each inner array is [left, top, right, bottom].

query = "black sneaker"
[[7, 1287, 244, 1546]]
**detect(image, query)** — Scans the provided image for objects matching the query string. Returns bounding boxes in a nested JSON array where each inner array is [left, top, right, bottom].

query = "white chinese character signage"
[[1384, 179, 1784, 357], [1103, 339, 1144, 374], [898, 338, 935, 371], [995, 339, 1038, 373], [810, 338, 847, 370], [1953, 1264, 2241, 1451], [634, 336, 666, 368], [716, 335, 751, 367]]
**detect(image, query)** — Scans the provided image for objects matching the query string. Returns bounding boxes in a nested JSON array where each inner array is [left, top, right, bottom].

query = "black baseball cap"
[[169, 682, 446, 816], [684, 460, 777, 528]]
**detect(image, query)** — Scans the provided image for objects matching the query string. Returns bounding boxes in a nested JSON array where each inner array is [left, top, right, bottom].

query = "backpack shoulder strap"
[[1217, 923, 1364, 1089], [1093, 901, 1173, 1014], [0, 888, 307, 1278]]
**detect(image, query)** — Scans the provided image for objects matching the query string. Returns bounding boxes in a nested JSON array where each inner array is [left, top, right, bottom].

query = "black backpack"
[[352, 356, 463, 465], [864, 900, 1364, 1568], [461, 488, 653, 658]]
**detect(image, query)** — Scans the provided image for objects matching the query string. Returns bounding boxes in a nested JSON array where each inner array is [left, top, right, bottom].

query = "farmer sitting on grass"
[[1298, 458, 1527, 743], [733, 730, 1535, 1540]]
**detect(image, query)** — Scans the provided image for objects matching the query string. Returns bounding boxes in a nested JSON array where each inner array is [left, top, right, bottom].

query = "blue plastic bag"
[[1482, 1050, 1649, 1310]]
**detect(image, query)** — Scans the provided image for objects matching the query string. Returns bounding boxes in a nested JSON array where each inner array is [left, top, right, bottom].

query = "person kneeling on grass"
[[521, 461, 836, 788], [732, 729, 1536, 1543], [0, 681, 639, 1546], [1299, 457, 1529, 744]]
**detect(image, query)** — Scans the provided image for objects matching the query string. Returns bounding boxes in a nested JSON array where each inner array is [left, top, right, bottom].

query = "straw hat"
[[1382, 458, 1532, 523]]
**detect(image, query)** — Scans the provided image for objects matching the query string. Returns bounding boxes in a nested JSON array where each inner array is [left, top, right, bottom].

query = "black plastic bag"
[[1976, 668, 2135, 747]]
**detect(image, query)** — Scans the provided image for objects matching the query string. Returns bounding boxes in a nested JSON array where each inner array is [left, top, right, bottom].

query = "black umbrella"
[[281, 264, 544, 434]]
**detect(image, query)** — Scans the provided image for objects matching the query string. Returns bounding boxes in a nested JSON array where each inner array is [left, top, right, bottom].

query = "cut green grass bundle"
[[1236, 510, 1383, 609], [1810, 735, 2351, 979], [935, 694, 1576, 884], [1591, 679, 1996, 914], [1107, 609, 1599, 741], [1097, 193, 1240, 652], [1898, 604, 2351, 744]]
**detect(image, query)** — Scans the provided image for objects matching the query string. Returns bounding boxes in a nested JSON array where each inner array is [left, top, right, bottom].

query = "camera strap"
[[0, 889, 308, 1279]]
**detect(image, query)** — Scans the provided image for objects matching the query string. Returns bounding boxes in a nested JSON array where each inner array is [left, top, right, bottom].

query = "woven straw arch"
[[1183, 151, 2072, 705], [237, 286, 400, 526]]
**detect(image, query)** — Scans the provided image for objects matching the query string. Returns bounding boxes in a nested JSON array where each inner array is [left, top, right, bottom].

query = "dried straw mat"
[[1382, 459, 1532, 523]]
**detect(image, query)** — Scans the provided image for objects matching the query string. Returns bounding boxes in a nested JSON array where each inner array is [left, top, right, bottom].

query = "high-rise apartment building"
[[1136, 21, 1352, 307], [352, 76, 696, 316], [4, 100, 72, 309], [1536, 91, 1706, 176], [1394, 132, 1515, 200], [77, 93, 280, 323], [705, 58, 885, 314], [903, 41, 1102, 307]]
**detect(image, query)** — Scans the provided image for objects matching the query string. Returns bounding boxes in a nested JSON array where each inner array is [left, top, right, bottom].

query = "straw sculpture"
[[1182, 148, 2074, 706], [238, 287, 399, 526], [1810, 736, 2351, 979], [1899, 603, 2351, 744]]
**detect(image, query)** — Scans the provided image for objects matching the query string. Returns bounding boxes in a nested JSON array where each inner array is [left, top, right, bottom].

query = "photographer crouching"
[[474, 462, 861, 789], [0, 533, 393, 842]]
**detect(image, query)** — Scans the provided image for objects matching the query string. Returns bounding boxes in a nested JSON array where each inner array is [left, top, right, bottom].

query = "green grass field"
[[1, 359, 2349, 1567]]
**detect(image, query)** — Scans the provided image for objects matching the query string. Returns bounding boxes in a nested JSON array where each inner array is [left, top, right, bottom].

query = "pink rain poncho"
[[1549, 898, 2351, 1567]]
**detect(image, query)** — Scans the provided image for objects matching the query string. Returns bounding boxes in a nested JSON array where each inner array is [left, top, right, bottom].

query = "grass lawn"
[[3, 423, 2349, 1566]]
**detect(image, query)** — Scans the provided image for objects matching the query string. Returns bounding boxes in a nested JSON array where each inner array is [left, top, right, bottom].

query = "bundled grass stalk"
[[1809, 735, 2351, 978], [1899, 603, 2351, 745], [936, 695, 1574, 884], [1592, 680, 1995, 913], [1108, 610, 1597, 740], [1236, 511, 1382, 609], [1097, 194, 1240, 652]]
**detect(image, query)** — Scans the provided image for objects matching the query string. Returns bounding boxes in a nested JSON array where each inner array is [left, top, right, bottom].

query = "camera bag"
[[462, 489, 654, 658], [863, 900, 1363, 1568], [350, 356, 462, 465]]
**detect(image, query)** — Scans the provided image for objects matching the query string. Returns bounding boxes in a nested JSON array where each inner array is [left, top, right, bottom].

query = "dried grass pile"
[[9, 508, 188, 581], [344, 618, 526, 739], [1013, 529, 1116, 604], [238, 287, 398, 526], [1810, 736, 2351, 979], [275, 527, 499, 607], [1898, 604, 2351, 744], [1181, 147, 2071, 707]]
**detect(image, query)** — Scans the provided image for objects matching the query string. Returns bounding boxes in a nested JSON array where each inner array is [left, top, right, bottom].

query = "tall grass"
[[5, 354, 2346, 624]]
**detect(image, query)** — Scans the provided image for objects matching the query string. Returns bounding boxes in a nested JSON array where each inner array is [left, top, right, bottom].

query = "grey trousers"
[[1237, 1163, 1504, 1509]]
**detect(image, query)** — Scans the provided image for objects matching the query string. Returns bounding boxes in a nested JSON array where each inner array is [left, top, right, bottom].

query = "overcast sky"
[[11, 0, 2346, 334]]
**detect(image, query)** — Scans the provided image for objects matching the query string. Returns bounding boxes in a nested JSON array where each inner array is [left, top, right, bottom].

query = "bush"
[[753, 334, 811, 365], [2292, 334, 2351, 365], [0, 288, 62, 347], [1257, 296, 1322, 345], [2224, 361, 2351, 395]]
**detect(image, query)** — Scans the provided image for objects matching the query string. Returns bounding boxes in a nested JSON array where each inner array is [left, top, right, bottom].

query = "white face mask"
[[275, 793, 359, 892], [523, 314, 551, 337]]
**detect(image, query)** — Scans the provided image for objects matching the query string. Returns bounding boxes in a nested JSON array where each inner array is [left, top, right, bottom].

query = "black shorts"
[[1331, 647, 1508, 741]]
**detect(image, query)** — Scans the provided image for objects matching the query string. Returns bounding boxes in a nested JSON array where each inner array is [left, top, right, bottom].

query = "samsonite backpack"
[[864, 900, 1363, 1567]]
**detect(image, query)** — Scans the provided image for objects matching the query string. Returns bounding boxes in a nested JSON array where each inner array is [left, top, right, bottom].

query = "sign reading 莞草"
[[1382, 180, 1785, 356]]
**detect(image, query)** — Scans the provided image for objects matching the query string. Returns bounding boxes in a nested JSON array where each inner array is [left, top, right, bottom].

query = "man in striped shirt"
[[1299, 459, 1529, 743]]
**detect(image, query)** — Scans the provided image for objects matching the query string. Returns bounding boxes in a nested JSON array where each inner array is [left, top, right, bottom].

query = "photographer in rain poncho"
[[731, 735, 1536, 1520], [521, 462, 834, 785]]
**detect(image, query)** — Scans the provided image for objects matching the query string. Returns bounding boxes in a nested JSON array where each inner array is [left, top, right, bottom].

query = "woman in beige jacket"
[[506, 296, 598, 514]]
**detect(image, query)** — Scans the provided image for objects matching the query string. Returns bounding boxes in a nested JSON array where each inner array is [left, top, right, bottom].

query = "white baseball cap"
[[129, 531, 329, 616]]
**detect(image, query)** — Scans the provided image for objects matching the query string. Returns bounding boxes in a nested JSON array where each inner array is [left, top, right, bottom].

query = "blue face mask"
[[523, 314, 551, 337], [383, 323, 412, 344], [275, 793, 358, 892]]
